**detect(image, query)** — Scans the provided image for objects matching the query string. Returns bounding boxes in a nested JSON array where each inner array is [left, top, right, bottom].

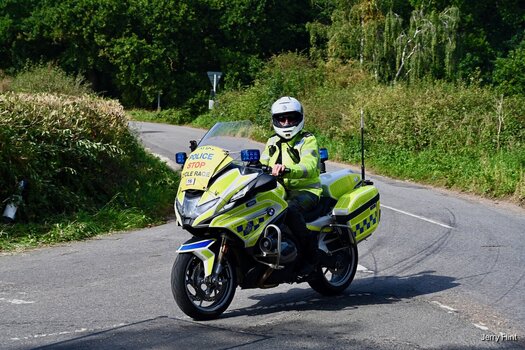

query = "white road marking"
[[0, 297, 35, 305], [431, 301, 457, 313], [382, 205, 454, 229], [473, 323, 489, 331], [357, 264, 374, 273]]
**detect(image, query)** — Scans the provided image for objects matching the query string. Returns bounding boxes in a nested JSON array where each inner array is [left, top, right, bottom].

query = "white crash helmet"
[[271, 96, 304, 140]]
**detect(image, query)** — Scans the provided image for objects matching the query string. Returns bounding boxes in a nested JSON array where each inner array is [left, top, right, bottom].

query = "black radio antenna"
[[360, 109, 373, 185], [360, 109, 366, 182]]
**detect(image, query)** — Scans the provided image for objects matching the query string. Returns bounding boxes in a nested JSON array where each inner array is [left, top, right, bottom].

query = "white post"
[[207, 71, 222, 110], [2, 202, 17, 222]]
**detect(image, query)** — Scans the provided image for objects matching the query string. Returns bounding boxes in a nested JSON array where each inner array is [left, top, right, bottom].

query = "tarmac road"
[[1, 121, 523, 349]]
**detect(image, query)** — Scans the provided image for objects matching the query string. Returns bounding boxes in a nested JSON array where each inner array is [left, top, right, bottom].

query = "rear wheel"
[[171, 253, 236, 320], [308, 241, 358, 296]]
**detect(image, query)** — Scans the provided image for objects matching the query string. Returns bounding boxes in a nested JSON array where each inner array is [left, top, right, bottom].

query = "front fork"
[[211, 235, 228, 281]]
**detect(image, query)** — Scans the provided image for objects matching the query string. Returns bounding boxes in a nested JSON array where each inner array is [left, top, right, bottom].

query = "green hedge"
[[0, 92, 178, 222], [196, 54, 525, 205]]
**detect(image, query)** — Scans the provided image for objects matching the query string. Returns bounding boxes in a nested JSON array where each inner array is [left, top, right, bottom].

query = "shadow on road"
[[33, 317, 266, 350], [30, 272, 524, 350], [223, 270, 459, 318], [137, 130, 164, 134], [32, 314, 523, 350]]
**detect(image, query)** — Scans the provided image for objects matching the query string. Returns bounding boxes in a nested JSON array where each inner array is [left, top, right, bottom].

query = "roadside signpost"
[[207, 71, 222, 109]]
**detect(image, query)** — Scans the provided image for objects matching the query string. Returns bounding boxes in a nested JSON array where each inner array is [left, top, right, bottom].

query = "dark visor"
[[274, 112, 301, 123]]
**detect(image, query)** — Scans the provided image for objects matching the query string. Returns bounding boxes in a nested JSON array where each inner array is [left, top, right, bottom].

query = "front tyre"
[[308, 243, 358, 296], [171, 253, 237, 320]]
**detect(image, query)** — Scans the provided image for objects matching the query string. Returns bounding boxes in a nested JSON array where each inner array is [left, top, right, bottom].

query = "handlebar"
[[260, 165, 291, 176], [261, 165, 271, 173]]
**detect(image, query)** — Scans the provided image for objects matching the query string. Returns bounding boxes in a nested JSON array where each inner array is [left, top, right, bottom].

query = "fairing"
[[175, 121, 287, 247]]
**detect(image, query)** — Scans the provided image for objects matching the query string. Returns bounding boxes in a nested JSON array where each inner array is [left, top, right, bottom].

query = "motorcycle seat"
[[303, 196, 336, 222]]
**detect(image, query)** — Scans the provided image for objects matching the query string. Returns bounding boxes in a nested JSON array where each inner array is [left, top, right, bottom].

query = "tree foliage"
[[493, 38, 525, 96], [308, 0, 524, 91], [0, 0, 524, 106], [0, 0, 313, 108], [314, 1, 460, 82]]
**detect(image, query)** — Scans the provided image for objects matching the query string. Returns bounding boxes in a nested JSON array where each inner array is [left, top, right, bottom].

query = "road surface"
[[1, 121, 523, 349]]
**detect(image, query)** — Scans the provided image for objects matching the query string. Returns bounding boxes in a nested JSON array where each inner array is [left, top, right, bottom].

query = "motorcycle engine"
[[280, 239, 298, 264], [259, 236, 297, 264]]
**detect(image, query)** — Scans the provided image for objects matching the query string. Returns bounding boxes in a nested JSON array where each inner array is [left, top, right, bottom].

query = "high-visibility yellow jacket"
[[260, 132, 322, 198]]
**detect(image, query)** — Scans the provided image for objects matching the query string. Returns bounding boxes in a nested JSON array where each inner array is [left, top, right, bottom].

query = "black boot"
[[297, 233, 319, 276], [305, 233, 320, 265]]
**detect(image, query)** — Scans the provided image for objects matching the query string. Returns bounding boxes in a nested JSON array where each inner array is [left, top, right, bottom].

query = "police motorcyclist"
[[260, 96, 321, 274]]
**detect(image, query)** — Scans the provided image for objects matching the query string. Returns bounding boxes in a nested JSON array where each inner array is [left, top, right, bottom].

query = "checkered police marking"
[[236, 217, 266, 236], [354, 212, 378, 235]]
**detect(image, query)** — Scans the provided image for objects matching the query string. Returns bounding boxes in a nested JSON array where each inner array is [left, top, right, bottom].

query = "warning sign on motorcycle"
[[180, 146, 230, 191]]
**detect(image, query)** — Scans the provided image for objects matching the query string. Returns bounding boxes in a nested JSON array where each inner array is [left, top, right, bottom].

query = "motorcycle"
[[171, 120, 380, 320]]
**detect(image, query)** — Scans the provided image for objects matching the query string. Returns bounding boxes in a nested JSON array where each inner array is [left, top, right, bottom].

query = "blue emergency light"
[[241, 149, 260, 162], [319, 148, 329, 162], [175, 152, 187, 165]]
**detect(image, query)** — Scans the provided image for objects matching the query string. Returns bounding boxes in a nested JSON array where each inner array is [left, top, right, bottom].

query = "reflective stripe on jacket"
[[260, 132, 322, 198]]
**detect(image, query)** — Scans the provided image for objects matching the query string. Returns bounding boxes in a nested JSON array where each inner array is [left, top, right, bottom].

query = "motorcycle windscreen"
[[180, 145, 232, 191]]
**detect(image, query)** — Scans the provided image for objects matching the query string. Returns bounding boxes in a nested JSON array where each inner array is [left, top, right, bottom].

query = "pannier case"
[[332, 185, 380, 243]]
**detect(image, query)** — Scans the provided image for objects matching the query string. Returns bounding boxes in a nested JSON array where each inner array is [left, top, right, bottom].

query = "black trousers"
[[285, 190, 319, 260]]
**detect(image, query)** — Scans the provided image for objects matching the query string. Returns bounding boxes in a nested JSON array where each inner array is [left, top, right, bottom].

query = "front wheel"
[[171, 253, 237, 320], [308, 243, 358, 296]]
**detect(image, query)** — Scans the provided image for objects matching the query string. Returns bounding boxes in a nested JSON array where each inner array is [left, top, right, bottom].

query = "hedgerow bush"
[[0, 92, 178, 223], [128, 108, 194, 124], [8, 64, 93, 96], [195, 53, 524, 205], [311, 81, 525, 202]]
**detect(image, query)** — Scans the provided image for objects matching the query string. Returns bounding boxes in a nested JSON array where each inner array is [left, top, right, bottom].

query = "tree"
[[203, 0, 314, 88], [493, 39, 525, 96], [452, 0, 525, 82], [17, 0, 209, 107], [0, 0, 40, 71], [313, 0, 459, 83], [395, 6, 459, 82], [24, 0, 130, 97], [1, 0, 315, 107]]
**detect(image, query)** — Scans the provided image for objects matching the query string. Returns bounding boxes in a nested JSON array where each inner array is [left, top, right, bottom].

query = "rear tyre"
[[171, 253, 236, 320], [308, 242, 358, 296]]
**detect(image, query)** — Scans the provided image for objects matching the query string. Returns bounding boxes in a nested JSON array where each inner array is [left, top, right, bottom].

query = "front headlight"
[[185, 197, 220, 218], [229, 180, 256, 203], [221, 181, 256, 213], [230, 185, 250, 202]]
